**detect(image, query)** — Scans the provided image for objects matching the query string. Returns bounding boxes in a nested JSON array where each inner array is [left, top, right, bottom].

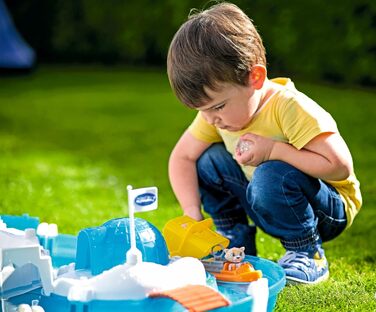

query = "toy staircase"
[[150, 284, 230, 312]]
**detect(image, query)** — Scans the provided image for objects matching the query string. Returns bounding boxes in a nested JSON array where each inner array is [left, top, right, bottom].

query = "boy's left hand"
[[235, 133, 275, 166]]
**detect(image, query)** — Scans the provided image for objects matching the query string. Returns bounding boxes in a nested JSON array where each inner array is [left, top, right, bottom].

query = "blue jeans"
[[197, 143, 347, 253]]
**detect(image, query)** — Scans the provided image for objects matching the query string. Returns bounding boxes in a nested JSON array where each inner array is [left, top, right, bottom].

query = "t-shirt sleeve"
[[278, 93, 339, 150], [188, 112, 223, 143]]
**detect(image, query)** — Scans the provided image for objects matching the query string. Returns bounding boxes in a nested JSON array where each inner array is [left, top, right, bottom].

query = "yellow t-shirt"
[[188, 78, 362, 227]]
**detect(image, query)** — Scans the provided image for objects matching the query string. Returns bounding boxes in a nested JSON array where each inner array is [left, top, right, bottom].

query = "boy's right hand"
[[169, 131, 211, 223]]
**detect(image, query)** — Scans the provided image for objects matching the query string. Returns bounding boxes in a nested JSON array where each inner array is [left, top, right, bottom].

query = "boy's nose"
[[211, 118, 220, 126], [203, 113, 220, 125]]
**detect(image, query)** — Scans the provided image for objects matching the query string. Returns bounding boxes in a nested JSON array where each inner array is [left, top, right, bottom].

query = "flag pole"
[[126, 185, 142, 265]]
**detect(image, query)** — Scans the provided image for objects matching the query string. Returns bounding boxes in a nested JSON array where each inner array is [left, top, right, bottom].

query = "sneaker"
[[278, 248, 329, 284], [217, 224, 257, 256]]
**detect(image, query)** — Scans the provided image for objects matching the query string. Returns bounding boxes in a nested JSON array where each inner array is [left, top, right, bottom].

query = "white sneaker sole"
[[286, 270, 329, 285]]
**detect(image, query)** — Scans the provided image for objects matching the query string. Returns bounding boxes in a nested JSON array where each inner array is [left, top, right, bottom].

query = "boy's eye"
[[213, 104, 225, 111]]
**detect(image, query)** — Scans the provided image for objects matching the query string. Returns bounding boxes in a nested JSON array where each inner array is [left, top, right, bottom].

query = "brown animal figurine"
[[223, 247, 245, 270]]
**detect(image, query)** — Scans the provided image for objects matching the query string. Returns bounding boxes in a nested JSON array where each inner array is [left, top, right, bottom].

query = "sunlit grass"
[[0, 66, 375, 311]]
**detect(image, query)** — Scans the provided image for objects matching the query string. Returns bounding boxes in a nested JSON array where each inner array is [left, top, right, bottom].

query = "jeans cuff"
[[280, 229, 321, 252], [212, 212, 248, 232]]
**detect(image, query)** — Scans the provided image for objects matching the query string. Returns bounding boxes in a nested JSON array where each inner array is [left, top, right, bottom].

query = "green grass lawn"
[[1, 66, 375, 311]]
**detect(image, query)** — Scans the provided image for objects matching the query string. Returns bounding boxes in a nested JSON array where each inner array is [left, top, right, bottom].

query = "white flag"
[[128, 186, 158, 212]]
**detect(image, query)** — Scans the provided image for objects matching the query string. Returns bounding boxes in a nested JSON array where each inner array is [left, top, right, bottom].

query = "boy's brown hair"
[[167, 2, 266, 108]]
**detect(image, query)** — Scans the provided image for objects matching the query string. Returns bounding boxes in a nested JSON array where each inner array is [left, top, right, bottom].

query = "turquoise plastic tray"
[[1, 214, 285, 311]]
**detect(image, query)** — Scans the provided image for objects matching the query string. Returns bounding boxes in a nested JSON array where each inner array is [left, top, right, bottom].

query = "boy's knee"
[[197, 143, 226, 166], [197, 143, 231, 184], [251, 160, 287, 188], [254, 160, 295, 179], [246, 160, 295, 210]]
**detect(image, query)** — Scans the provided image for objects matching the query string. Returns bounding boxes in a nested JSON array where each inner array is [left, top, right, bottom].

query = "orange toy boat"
[[202, 258, 262, 283]]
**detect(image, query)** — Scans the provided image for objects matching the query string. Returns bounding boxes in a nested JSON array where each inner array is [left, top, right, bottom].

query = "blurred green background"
[[5, 0, 376, 86], [1, 1, 376, 311]]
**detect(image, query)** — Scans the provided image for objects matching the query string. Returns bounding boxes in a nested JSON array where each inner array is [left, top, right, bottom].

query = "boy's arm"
[[169, 130, 212, 220], [236, 132, 353, 181], [272, 132, 353, 180]]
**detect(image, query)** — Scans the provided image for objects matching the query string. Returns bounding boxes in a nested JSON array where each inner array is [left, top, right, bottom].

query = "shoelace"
[[278, 251, 312, 269]]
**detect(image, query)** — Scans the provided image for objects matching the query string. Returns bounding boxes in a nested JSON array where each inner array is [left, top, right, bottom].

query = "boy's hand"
[[235, 133, 275, 166], [184, 209, 204, 221]]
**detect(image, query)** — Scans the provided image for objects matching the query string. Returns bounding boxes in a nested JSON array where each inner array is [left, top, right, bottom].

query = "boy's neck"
[[257, 78, 277, 112]]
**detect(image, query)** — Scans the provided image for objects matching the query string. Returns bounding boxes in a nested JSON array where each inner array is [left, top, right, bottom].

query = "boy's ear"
[[248, 65, 267, 90]]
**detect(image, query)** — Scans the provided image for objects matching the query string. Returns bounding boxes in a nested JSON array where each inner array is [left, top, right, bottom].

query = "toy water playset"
[[1, 186, 285, 312]]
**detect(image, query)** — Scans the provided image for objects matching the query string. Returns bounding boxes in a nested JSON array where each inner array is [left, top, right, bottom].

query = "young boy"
[[166, 2, 362, 284]]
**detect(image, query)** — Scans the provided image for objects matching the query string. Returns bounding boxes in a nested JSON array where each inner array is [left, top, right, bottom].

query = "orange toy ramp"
[[150, 284, 230, 312]]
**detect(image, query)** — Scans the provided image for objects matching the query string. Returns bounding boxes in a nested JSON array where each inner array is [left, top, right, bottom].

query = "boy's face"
[[198, 82, 262, 132]]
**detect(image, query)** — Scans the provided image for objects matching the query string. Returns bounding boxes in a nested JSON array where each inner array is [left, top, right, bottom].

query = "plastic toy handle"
[[188, 218, 213, 233], [210, 244, 226, 259]]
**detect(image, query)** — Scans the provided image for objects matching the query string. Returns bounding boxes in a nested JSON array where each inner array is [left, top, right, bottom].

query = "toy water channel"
[[0, 214, 285, 312]]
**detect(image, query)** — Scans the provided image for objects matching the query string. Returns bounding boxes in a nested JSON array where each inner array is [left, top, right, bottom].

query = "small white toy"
[[17, 303, 32, 312], [17, 300, 45, 312], [237, 140, 251, 155]]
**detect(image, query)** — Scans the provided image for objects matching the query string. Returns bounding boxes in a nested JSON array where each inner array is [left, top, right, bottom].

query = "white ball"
[[17, 304, 32, 312]]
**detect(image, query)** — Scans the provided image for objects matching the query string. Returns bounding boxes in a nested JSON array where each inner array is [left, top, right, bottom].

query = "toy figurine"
[[223, 247, 246, 270], [201, 246, 262, 283]]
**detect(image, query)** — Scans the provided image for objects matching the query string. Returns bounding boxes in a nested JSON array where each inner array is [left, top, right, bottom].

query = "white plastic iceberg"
[[53, 257, 206, 302]]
